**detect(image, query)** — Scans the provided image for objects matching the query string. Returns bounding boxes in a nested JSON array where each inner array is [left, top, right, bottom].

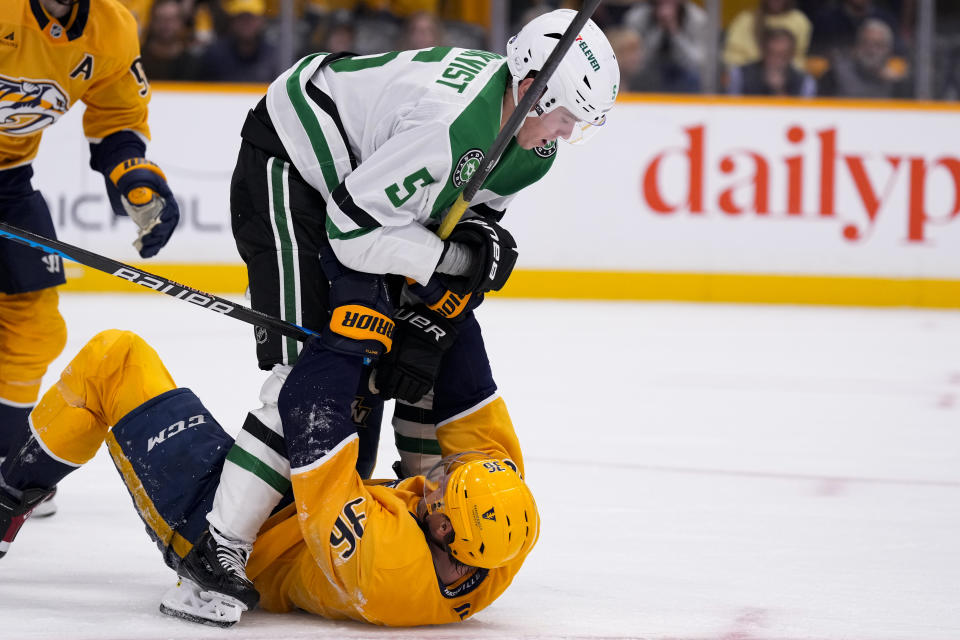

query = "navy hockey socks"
[[0, 403, 32, 459], [0, 429, 75, 492], [278, 340, 365, 470]]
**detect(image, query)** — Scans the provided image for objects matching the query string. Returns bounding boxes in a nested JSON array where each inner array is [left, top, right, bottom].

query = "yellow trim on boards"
[[615, 92, 960, 113], [150, 82, 960, 113], [61, 263, 249, 294], [59, 263, 960, 309], [500, 270, 960, 309], [152, 80, 267, 94]]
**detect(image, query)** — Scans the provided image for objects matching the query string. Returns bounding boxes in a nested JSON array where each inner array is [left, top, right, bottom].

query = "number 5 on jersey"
[[385, 168, 435, 207]]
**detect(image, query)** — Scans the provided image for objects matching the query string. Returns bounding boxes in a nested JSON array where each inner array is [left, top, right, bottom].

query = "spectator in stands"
[[622, 0, 706, 94], [939, 45, 960, 101], [817, 18, 911, 98], [118, 0, 155, 41], [190, 0, 219, 50], [196, 0, 281, 82], [728, 28, 816, 96], [510, 1, 550, 29], [810, 0, 901, 57], [724, 0, 812, 70], [351, 8, 401, 54], [592, 0, 641, 30], [399, 10, 445, 49], [300, 9, 356, 59], [607, 27, 648, 92], [140, 0, 201, 81], [324, 12, 357, 51], [624, 0, 707, 90]]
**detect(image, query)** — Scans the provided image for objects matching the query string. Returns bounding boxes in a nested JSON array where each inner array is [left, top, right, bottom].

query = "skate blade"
[[159, 578, 246, 627], [31, 497, 57, 518], [159, 602, 237, 628]]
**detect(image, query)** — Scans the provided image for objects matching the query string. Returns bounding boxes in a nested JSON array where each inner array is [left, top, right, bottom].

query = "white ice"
[[1, 294, 958, 640]]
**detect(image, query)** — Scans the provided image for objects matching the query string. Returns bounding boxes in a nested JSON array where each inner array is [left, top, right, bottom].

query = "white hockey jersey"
[[262, 47, 557, 284]]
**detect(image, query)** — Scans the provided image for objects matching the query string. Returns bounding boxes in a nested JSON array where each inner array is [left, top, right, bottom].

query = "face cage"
[[421, 452, 482, 560], [422, 451, 488, 517]]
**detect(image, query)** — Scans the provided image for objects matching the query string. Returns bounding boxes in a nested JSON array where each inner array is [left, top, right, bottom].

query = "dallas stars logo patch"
[[533, 140, 557, 158], [452, 149, 483, 188]]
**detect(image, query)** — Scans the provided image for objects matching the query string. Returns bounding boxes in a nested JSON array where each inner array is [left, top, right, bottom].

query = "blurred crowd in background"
[[124, 0, 960, 100]]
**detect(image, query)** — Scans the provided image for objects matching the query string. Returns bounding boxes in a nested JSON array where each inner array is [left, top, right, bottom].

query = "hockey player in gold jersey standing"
[[0, 0, 180, 515]]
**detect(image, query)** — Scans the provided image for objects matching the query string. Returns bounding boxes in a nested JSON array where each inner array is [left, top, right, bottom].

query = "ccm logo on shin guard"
[[147, 414, 207, 452], [331, 305, 395, 350]]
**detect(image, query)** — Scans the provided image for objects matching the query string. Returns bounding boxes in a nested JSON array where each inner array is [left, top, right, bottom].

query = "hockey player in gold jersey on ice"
[[0, 327, 540, 626], [0, 0, 180, 512]]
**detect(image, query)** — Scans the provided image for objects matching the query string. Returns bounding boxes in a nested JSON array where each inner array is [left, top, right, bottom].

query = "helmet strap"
[[512, 78, 542, 122]]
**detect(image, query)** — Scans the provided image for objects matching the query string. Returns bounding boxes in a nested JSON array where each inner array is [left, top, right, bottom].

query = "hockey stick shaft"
[[436, 0, 604, 239], [0, 222, 317, 343]]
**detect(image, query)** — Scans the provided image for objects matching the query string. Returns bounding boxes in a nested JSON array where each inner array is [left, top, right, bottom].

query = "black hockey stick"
[[436, 0, 604, 239], [0, 222, 317, 343]]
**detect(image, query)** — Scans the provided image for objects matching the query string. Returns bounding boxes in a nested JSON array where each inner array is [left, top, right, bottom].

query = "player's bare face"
[[515, 107, 578, 150], [423, 511, 454, 549]]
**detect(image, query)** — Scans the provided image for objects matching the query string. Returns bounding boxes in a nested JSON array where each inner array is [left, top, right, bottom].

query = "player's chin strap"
[[512, 78, 546, 121]]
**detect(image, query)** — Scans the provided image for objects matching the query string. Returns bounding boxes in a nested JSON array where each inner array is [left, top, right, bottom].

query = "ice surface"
[[1, 295, 958, 640]]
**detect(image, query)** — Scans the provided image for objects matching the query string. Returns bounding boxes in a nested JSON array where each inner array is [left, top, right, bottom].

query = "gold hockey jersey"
[[247, 396, 532, 625], [0, 0, 150, 169]]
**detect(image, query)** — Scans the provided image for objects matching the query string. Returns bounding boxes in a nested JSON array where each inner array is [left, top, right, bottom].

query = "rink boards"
[[30, 84, 960, 308]]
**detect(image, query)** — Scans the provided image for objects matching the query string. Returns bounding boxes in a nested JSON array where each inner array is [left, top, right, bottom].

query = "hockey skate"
[[0, 486, 56, 558], [30, 487, 57, 517], [159, 527, 259, 627], [160, 577, 247, 628]]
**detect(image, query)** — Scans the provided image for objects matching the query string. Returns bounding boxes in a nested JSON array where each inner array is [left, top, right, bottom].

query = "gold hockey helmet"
[[426, 457, 540, 569]]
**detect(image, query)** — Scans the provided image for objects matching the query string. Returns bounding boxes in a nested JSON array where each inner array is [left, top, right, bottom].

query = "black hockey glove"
[[374, 304, 458, 404], [439, 218, 518, 296]]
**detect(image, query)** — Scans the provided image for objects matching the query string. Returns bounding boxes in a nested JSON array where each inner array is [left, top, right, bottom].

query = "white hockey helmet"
[[506, 9, 620, 143]]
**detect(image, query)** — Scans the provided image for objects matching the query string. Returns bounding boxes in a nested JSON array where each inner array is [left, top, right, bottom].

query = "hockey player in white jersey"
[[163, 9, 620, 624]]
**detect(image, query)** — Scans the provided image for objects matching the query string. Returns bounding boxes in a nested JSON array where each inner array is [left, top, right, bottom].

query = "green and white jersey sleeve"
[[264, 47, 556, 284]]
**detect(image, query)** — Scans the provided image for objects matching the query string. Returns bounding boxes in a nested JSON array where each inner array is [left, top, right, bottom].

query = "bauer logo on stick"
[[113, 267, 236, 314]]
